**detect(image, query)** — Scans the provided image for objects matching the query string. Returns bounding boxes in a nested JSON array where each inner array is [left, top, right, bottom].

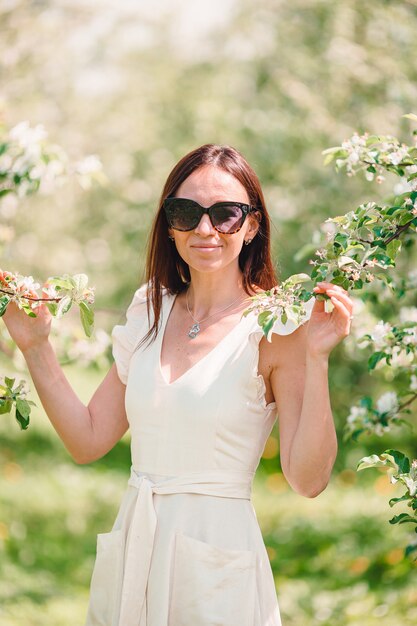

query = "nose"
[[194, 213, 216, 236]]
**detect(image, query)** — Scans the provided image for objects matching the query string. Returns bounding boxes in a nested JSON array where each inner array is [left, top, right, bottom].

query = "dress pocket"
[[169, 531, 256, 626], [85, 529, 124, 626]]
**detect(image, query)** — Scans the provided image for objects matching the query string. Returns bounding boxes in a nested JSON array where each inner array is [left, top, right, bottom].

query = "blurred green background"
[[1, 0, 416, 624]]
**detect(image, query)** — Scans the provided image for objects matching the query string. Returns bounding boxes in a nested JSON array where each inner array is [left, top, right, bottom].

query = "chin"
[[187, 261, 224, 273]]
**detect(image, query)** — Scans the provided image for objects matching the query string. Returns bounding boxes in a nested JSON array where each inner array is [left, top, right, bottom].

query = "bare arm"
[[266, 324, 338, 497], [265, 281, 353, 497], [22, 341, 128, 463], [2, 298, 128, 464]]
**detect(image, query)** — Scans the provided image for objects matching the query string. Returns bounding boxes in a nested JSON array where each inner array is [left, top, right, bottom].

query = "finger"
[[314, 282, 348, 296], [328, 294, 351, 320], [327, 289, 354, 311], [312, 297, 326, 314], [313, 286, 351, 316]]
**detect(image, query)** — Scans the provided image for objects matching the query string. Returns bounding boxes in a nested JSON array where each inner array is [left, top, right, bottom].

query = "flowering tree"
[[245, 113, 417, 557], [1, 115, 416, 557], [0, 120, 102, 428]]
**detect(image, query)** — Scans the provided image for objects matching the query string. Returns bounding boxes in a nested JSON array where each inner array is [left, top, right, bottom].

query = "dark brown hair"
[[139, 143, 278, 348]]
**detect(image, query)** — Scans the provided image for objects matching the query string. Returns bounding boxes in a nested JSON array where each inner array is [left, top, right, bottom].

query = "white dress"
[[84, 284, 315, 626]]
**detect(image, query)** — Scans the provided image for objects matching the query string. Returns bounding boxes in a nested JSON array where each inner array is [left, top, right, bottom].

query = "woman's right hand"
[[2, 288, 53, 354]]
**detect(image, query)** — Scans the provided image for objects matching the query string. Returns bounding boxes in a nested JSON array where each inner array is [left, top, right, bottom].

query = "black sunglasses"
[[163, 197, 258, 234]]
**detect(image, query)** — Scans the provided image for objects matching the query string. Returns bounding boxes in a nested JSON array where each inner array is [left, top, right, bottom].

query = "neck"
[[186, 266, 250, 319]]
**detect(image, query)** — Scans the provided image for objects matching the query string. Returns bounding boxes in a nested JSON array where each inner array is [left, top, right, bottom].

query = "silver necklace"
[[185, 289, 245, 339]]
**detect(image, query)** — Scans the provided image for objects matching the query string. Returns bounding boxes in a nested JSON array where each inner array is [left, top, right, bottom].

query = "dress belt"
[[117, 466, 254, 626]]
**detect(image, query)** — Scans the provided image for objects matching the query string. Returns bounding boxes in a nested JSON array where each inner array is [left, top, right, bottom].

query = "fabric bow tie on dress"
[[116, 467, 255, 626]]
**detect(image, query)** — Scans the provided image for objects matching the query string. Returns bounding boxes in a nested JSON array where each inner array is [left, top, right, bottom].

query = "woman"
[[3, 143, 354, 626]]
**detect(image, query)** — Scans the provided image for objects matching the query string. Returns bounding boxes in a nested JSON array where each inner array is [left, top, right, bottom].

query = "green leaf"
[[0, 399, 13, 414], [386, 239, 402, 260], [389, 513, 417, 525], [16, 398, 31, 419], [383, 449, 410, 474], [73, 273, 89, 292], [321, 146, 345, 156], [323, 152, 336, 166], [263, 315, 277, 341], [357, 454, 392, 472], [360, 396, 373, 410], [79, 301, 94, 337], [405, 543, 417, 557], [389, 494, 411, 507], [284, 273, 311, 286], [0, 295, 10, 316], [258, 310, 273, 325], [371, 252, 393, 267], [45, 301, 58, 316], [15, 406, 30, 430], [337, 255, 355, 268], [4, 376, 15, 388], [0, 188, 14, 197], [334, 233, 349, 248], [56, 295, 72, 318], [329, 275, 350, 289], [368, 351, 387, 371], [47, 276, 75, 291]]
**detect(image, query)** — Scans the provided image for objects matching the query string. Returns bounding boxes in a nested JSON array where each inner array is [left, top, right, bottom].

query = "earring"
[[244, 239, 252, 245], [168, 235, 175, 241]]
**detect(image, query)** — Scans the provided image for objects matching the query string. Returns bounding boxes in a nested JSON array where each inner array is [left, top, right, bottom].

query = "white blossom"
[[347, 150, 360, 165], [42, 284, 61, 299], [14, 275, 40, 294], [403, 475, 417, 497], [402, 327, 417, 346], [374, 423, 390, 436], [9, 121, 47, 148], [376, 391, 399, 415], [346, 405, 367, 424], [387, 146, 409, 165], [370, 320, 392, 350], [389, 346, 415, 367]]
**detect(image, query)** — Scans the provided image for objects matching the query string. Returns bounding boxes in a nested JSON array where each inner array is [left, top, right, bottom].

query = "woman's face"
[[168, 165, 260, 276]]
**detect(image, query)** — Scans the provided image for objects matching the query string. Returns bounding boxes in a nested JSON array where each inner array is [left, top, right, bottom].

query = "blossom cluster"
[[344, 391, 406, 440], [0, 268, 96, 428], [0, 120, 104, 199], [322, 115, 417, 188], [243, 273, 316, 340], [0, 268, 95, 311], [357, 449, 417, 558], [360, 318, 417, 365]]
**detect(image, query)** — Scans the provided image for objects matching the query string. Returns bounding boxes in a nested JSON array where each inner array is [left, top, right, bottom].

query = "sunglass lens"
[[168, 201, 201, 231], [212, 205, 244, 233]]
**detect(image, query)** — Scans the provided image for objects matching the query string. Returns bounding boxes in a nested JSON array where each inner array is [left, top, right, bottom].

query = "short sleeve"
[[111, 282, 149, 384], [248, 294, 316, 344]]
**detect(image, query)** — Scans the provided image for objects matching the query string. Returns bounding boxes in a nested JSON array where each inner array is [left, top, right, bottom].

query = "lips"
[[191, 244, 221, 249]]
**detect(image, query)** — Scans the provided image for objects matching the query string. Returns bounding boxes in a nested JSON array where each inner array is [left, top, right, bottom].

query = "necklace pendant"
[[188, 323, 200, 339]]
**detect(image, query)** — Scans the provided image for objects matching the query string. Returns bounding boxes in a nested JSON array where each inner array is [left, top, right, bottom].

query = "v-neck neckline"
[[158, 291, 250, 387]]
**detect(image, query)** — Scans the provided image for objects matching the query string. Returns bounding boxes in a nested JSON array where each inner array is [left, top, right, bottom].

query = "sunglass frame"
[[163, 197, 257, 234]]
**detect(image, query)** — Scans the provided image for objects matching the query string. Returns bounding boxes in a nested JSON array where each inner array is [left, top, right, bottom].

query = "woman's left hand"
[[306, 281, 354, 358]]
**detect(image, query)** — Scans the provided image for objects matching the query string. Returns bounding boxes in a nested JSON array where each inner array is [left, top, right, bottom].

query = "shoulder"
[[124, 282, 171, 317]]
